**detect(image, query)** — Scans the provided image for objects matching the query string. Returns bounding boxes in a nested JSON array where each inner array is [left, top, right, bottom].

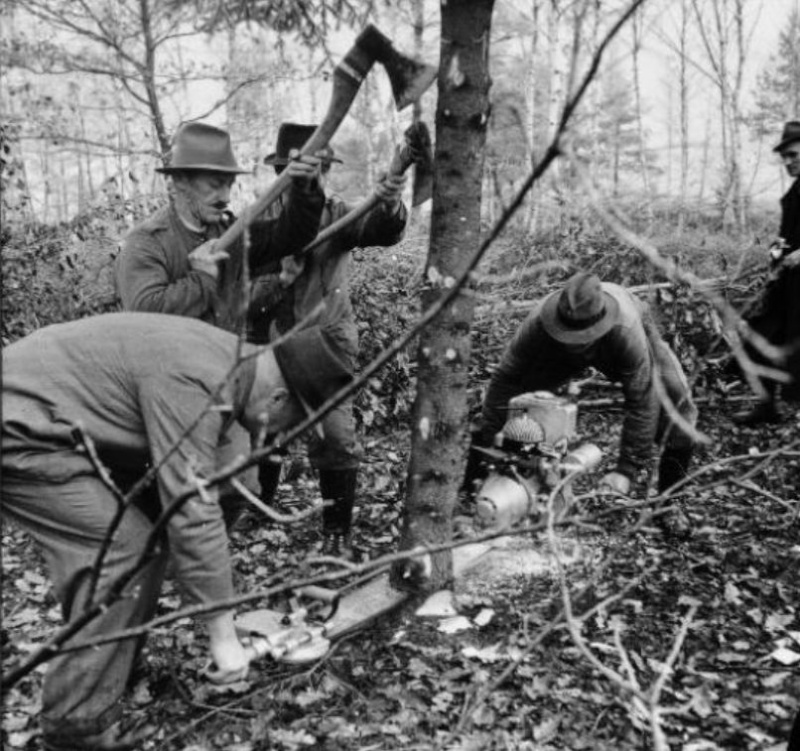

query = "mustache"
[[212, 202, 228, 210]]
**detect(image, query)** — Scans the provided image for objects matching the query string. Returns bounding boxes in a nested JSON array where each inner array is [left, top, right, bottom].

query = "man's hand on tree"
[[188, 239, 228, 279], [599, 471, 631, 495], [375, 172, 407, 214]]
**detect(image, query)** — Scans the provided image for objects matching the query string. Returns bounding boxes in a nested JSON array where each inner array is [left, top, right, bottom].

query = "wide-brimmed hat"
[[272, 325, 353, 416], [540, 272, 620, 345], [773, 121, 800, 154], [157, 122, 249, 174], [263, 122, 342, 168]]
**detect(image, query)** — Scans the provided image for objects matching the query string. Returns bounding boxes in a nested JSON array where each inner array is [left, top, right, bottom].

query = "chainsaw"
[[472, 391, 602, 531]]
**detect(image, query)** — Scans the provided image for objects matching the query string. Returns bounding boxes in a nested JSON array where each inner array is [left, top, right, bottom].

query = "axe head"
[[358, 25, 438, 111], [404, 122, 434, 206]]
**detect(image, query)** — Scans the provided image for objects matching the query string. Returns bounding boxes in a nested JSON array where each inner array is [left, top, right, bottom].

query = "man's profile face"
[[780, 141, 800, 178], [178, 170, 236, 225]]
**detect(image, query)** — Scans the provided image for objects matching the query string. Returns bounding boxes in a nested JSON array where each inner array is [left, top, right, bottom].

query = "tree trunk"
[[397, 0, 495, 590], [630, 5, 652, 223], [138, 0, 169, 155], [678, 0, 689, 233], [411, 0, 427, 226]]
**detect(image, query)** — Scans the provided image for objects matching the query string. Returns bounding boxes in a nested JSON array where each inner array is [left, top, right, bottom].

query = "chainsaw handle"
[[295, 585, 339, 604], [294, 585, 341, 622]]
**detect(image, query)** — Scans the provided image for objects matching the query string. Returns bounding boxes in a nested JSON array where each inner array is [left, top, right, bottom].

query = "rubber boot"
[[732, 398, 781, 426], [657, 446, 694, 539], [789, 707, 800, 751], [259, 458, 283, 505], [733, 381, 781, 426], [319, 468, 357, 559], [657, 446, 694, 493]]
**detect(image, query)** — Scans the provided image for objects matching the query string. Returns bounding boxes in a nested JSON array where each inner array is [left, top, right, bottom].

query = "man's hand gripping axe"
[[298, 121, 433, 257], [215, 25, 438, 259]]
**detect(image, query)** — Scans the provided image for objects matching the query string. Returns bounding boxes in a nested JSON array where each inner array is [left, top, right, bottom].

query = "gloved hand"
[[188, 239, 228, 279], [599, 471, 631, 495]]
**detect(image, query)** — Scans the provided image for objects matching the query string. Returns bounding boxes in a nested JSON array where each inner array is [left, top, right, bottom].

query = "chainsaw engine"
[[474, 391, 601, 531]]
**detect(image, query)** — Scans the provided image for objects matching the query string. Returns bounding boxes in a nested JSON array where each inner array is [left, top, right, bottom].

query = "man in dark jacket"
[[115, 121, 325, 334], [472, 272, 697, 499], [734, 120, 800, 424], [1, 312, 352, 751], [250, 123, 408, 558]]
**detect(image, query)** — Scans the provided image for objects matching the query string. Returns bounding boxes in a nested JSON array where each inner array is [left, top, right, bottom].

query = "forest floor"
[[2, 370, 799, 751]]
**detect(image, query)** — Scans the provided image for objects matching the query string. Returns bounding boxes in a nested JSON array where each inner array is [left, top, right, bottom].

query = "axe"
[[297, 121, 434, 257], [215, 25, 438, 258]]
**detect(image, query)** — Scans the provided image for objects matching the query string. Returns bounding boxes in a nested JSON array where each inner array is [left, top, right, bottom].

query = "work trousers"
[[651, 339, 698, 451], [306, 395, 362, 471], [1, 469, 168, 738], [745, 263, 800, 387]]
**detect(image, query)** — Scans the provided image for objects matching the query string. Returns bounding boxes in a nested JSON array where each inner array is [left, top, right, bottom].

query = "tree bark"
[[397, 0, 495, 590]]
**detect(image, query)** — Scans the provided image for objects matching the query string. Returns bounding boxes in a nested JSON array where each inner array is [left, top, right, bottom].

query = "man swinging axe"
[[249, 122, 410, 559]]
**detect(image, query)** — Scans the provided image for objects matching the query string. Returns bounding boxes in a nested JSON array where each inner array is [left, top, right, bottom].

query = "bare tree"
[[690, 0, 755, 230]]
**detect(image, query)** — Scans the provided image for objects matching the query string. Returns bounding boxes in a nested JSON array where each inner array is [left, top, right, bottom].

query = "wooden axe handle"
[[215, 28, 380, 257], [298, 122, 430, 257]]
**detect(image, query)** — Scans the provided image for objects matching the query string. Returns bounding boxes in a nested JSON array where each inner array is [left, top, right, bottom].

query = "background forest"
[[3, 1, 800, 750]]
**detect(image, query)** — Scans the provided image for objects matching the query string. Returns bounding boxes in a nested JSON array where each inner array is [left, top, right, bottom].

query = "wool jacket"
[[2, 313, 256, 610], [115, 181, 324, 332], [779, 178, 800, 253], [247, 194, 407, 351], [481, 283, 692, 479]]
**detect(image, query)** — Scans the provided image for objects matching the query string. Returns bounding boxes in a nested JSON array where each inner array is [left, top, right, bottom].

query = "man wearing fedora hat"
[[115, 121, 329, 530], [733, 120, 800, 425], [1, 311, 352, 750], [249, 122, 408, 559], [470, 272, 697, 510], [115, 121, 326, 333]]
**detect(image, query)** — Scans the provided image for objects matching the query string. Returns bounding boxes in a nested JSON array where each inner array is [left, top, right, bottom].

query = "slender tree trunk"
[[630, 5, 652, 222], [41, 140, 51, 223], [412, 0, 426, 125], [524, 0, 541, 232], [678, 0, 689, 233], [397, 0, 495, 590], [138, 0, 169, 155], [411, 0, 428, 226], [547, 0, 564, 230]]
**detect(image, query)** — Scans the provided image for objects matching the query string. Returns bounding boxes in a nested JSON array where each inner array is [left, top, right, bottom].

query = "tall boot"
[[733, 382, 781, 426], [657, 446, 694, 493], [318, 468, 358, 559], [259, 458, 283, 505], [657, 446, 694, 539]]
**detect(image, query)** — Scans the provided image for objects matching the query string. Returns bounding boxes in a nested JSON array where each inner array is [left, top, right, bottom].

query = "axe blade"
[[358, 25, 438, 111]]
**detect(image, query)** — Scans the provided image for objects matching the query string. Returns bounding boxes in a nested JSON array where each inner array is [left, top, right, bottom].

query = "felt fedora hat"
[[773, 121, 800, 153], [263, 122, 342, 167], [157, 122, 249, 174], [272, 325, 354, 416], [540, 272, 620, 345]]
